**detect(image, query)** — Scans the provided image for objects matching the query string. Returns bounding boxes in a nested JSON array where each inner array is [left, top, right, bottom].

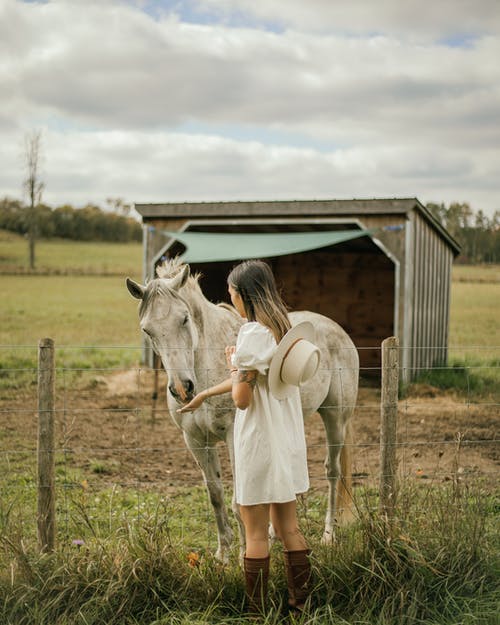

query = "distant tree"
[[0, 197, 141, 243], [0, 197, 25, 233], [23, 130, 44, 269], [427, 202, 499, 263], [106, 197, 132, 217], [36, 203, 55, 238]]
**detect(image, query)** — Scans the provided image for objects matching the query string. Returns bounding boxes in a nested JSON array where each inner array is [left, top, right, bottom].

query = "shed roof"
[[135, 197, 461, 255]]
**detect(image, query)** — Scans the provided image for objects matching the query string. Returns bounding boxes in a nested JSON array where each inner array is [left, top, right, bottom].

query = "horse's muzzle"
[[168, 379, 195, 403]]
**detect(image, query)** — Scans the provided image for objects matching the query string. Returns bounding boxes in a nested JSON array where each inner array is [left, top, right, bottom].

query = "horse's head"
[[126, 263, 199, 404]]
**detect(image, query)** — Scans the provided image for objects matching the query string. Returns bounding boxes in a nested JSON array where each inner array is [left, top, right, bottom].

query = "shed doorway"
[[159, 222, 396, 375]]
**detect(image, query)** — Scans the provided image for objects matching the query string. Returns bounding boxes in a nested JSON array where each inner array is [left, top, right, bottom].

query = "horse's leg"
[[337, 419, 355, 524], [317, 403, 354, 543], [183, 431, 234, 561], [225, 424, 246, 560], [317, 404, 343, 543]]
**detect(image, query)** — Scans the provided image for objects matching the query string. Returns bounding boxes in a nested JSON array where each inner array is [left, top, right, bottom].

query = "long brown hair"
[[227, 260, 291, 342]]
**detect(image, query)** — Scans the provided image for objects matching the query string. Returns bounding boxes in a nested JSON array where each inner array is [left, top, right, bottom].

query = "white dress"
[[232, 321, 310, 506]]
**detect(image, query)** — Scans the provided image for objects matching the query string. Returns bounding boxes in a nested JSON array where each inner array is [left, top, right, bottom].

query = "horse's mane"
[[217, 301, 240, 317], [156, 258, 234, 307], [156, 256, 201, 289], [154, 256, 240, 317], [156, 257, 207, 301]]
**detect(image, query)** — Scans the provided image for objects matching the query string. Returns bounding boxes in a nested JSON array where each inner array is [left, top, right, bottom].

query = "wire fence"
[[0, 340, 498, 552]]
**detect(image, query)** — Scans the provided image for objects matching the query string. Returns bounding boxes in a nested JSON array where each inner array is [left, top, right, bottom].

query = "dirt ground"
[[2, 370, 498, 498]]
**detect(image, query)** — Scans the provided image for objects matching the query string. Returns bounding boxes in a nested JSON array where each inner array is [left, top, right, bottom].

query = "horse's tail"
[[337, 418, 355, 524]]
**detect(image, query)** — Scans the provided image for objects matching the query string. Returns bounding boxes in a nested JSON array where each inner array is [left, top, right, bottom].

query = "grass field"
[[449, 282, 500, 364], [452, 263, 500, 283], [0, 229, 142, 275], [0, 274, 144, 389], [0, 231, 144, 385]]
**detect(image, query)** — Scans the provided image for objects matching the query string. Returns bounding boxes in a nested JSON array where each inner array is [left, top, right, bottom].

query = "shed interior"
[[160, 222, 395, 375]]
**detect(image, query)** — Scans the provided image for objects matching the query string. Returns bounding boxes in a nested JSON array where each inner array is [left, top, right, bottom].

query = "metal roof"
[[134, 197, 461, 255]]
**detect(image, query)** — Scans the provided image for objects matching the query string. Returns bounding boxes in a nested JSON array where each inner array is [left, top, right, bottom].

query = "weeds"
[[402, 357, 500, 399], [0, 483, 498, 625]]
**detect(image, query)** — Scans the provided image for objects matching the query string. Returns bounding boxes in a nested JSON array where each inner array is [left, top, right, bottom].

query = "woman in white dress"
[[178, 260, 312, 615]]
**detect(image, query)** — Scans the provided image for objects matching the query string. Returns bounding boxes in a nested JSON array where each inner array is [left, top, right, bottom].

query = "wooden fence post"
[[38, 337, 56, 552], [379, 336, 399, 520]]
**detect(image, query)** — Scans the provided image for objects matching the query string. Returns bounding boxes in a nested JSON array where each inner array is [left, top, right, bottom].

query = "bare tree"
[[106, 197, 132, 216], [23, 130, 44, 269]]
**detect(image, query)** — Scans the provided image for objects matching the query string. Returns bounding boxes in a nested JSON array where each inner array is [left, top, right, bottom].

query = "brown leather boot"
[[244, 555, 270, 616], [283, 549, 312, 611]]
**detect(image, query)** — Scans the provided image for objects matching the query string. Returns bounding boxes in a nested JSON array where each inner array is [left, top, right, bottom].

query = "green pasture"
[[449, 281, 500, 360], [0, 274, 142, 346], [0, 229, 142, 275], [452, 263, 500, 283], [0, 274, 144, 389], [0, 230, 145, 387]]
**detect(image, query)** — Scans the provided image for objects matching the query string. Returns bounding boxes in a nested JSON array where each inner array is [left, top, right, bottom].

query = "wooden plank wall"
[[272, 250, 394, 374], [410, 213, 453, 374]]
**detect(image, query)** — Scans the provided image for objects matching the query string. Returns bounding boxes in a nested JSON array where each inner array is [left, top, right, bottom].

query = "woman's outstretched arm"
[[177, 377, 233, 413]]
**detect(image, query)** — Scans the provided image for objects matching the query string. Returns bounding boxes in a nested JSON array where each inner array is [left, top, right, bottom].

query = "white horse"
[[126, 259, 359, 560]]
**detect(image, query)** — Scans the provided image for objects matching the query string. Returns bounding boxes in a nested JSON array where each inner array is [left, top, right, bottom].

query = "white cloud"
[[1, 127, 495, 217], [0, 0, 499, 216], [193, 0, 500, 40]]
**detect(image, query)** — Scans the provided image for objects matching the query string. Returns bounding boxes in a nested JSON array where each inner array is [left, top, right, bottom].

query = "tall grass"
[[0, 484, 497, 625]]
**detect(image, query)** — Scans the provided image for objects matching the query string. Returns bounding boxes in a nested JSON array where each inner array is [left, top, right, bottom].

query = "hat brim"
[[269, 321, 317, 399]]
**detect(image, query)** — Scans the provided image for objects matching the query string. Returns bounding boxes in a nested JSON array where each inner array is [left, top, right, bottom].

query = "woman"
[[178, 260, 312, 615]]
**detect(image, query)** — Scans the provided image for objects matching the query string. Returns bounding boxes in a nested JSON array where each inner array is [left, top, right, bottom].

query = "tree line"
[[427, 202, 499, 263], [0, 197, 142, 243], [1, 195, 498, 263]]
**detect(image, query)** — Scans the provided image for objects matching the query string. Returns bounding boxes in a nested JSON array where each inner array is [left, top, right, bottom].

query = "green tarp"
[[156, 228, 374, 263]]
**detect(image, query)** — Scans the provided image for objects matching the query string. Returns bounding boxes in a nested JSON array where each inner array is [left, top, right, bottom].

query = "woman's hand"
[[176, 391, 206, 414], [225, 345, 236, 370]]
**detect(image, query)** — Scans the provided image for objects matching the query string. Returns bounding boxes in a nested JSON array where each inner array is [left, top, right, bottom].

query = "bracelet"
[[230, 368, 238, 374]]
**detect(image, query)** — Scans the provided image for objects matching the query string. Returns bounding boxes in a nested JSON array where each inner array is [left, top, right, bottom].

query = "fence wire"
[[0, 343, 498, 551]]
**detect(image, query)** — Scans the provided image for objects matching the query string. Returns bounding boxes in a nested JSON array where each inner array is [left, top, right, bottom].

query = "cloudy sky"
[[1, 0, 499, 216]]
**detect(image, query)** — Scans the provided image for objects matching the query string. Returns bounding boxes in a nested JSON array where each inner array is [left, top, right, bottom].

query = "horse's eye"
[[182, 314, 189, 326]]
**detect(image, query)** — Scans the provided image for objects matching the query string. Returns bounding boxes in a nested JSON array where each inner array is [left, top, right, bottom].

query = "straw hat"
[[269, 321, 320, 399]]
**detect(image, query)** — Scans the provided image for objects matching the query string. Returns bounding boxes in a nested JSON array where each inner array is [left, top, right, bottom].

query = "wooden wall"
[[409, 212, 453, 374], [271, 249, 394, 373]]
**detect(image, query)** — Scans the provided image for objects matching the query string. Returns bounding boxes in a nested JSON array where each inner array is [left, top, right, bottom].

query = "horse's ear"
[[169, 264, 190, 291], [126, 277, 145, 300]]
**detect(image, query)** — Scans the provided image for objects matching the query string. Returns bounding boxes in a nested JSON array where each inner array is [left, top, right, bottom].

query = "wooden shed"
[[134, 198, 460, 377]]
